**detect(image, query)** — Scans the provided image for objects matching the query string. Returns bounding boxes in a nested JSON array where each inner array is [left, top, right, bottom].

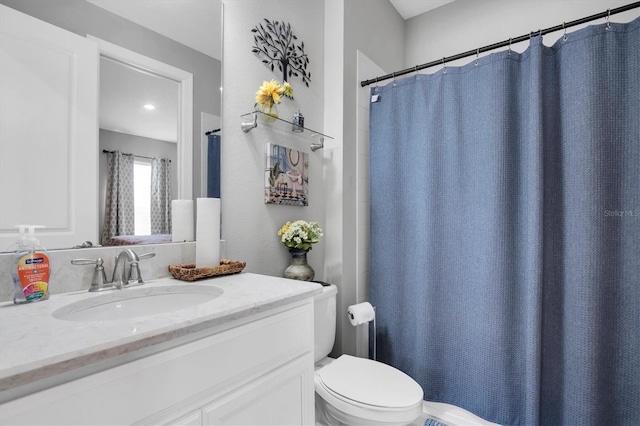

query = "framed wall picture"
[[265, 143, 308, 206]]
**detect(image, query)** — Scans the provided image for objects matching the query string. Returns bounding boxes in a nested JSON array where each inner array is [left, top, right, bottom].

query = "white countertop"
[[0, 273, 321, 395]]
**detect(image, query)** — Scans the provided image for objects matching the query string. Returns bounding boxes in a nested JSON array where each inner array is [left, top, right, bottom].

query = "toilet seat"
[[315, 355, 423, 424]]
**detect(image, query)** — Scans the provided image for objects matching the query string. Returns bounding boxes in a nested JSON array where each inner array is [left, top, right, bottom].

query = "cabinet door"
[[0, 4, 98, 251], [202, 355, 315, 426]]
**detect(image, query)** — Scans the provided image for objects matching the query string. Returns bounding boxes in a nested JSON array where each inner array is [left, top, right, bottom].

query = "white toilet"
[[314, 284, 424, 426]]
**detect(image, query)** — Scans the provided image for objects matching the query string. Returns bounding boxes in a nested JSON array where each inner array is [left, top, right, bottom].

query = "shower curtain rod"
[[102, 149, 171, 162], [360, 1, 640, 87]]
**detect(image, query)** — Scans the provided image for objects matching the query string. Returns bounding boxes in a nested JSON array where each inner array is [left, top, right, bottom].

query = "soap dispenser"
[[12, 225, 50, 304]]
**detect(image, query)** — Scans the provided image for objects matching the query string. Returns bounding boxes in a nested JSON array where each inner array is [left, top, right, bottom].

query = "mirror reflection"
[[0, 0, 222, 251], [98, 57, 179, 246]]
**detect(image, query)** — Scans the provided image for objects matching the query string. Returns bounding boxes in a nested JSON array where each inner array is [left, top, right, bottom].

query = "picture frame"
[[265, 143, 308, 206]]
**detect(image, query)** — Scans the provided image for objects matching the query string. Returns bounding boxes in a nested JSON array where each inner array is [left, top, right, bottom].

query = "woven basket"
[[168, 259, 246, 282]]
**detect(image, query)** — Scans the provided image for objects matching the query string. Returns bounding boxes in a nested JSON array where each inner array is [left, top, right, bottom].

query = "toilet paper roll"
[[196, 198, 220, 268], [171, 200, 194, 242], [347, 302, 375, 326]]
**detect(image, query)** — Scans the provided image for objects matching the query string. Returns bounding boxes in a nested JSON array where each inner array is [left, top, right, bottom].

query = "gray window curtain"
[[101, 151, 134, 244], [369, 19, 639, 425], [150, 157, 171, 235]]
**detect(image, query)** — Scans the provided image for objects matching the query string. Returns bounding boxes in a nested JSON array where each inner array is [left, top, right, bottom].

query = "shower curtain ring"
[[475, 48, 479, 66], [508, 37, 512, 55], [563, 22, 568, 41], [442, 57, 447, 74], [606, 9, 611, 30]]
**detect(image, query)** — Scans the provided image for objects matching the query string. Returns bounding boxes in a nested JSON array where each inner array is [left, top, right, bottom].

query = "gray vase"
[[284, 248, 315, 281]]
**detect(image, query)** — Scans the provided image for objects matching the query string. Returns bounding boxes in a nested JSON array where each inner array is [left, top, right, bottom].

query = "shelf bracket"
[[241, 112, 257, 133], [310, 137, 324, 152]]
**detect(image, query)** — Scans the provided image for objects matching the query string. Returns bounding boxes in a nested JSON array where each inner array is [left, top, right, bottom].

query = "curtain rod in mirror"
[[102, 149, 171, 162]]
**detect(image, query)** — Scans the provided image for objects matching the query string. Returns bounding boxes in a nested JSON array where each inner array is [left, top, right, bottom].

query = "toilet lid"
[[316, 355, 423, 409]]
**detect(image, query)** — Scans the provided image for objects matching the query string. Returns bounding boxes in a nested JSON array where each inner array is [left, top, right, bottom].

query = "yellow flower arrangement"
[[255, 79, 294, 114]]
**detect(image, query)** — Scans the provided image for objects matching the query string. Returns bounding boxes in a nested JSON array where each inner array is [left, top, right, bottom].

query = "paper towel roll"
[[171, 200, 194, 242], [347, 302, 375, 326], [196, 198, 220, 268]]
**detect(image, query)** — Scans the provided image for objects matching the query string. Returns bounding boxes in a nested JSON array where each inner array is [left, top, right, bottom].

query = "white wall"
[[405, 0, 640, 70], [221, 0, 326, 278]]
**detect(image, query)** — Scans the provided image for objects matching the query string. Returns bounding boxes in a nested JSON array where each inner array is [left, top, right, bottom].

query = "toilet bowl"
[[315, 355, 424, 426], [314, 285, 424, 426]]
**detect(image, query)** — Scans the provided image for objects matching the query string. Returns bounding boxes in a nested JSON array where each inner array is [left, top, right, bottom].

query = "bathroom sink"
[[52, 285, 224, 321]]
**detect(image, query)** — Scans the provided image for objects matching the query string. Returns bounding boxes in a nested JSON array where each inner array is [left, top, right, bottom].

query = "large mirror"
[[0, 0, 222, 251]]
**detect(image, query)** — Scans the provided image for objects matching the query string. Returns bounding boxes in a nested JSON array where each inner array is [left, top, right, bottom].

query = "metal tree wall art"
[[251, 19, 311, 87]]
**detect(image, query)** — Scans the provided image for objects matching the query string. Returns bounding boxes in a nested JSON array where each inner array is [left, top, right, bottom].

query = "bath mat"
[[424, 418, 449, 426]]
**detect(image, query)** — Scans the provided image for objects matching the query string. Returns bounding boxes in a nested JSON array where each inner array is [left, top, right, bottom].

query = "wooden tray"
[[168, 259, 246, 281]]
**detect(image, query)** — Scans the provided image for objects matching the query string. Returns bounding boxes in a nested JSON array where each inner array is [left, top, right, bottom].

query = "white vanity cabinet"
[[0, 300, 315, 426]]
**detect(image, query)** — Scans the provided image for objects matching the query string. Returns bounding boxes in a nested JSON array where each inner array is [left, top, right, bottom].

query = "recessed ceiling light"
[[144, 104, 155, 110]]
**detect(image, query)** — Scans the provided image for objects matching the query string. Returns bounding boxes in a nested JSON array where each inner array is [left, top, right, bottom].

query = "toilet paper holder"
[[347, 303, 377, 361]]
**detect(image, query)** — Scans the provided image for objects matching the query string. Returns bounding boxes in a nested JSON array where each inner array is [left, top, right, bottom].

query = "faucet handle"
[[127, 262, 143, 285], [71, 258, 112, 292], [126, 252, 156, 286]]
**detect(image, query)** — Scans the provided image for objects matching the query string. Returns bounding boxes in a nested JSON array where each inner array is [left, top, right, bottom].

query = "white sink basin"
[[52, 285, 224, 321]]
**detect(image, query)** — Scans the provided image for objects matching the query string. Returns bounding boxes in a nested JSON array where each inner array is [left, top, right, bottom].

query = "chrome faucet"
[[72, 250, 156, 292], [111, 249, 156, 289], [112, 249, 139, 289]]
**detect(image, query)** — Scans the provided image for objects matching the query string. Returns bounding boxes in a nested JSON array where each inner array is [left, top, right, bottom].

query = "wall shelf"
[[240, 111, 333, 152]]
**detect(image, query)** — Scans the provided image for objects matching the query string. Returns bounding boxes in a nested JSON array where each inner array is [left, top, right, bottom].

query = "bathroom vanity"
[[0, 273, 320, 425]]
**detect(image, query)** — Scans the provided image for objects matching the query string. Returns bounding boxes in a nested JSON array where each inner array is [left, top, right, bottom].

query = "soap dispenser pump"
[[12, 225, 50, 304]]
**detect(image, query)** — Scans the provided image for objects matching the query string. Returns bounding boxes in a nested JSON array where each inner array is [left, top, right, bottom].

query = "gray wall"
[[0, 0, 221, 200], [221, 0, 326, 278], [328, 0, 405, 357], [404, 0, 639, 69]]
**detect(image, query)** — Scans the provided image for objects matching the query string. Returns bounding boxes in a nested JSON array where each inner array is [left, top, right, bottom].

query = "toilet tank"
[[314, 284, 337, 363]]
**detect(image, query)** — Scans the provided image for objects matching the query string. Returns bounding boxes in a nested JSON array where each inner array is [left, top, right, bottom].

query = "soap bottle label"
[[17, 252, 50, 301]]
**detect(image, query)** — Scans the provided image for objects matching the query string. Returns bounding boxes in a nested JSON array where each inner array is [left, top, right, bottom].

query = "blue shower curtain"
[[369, 19, 639, 426], [207, 134, 221, 198]]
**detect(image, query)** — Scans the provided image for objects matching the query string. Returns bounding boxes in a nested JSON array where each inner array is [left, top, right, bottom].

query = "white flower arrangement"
[[278, 220, 323, 251]]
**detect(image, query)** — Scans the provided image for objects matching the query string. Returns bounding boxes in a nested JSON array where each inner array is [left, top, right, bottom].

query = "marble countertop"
[[0, 273, 321, 395]]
